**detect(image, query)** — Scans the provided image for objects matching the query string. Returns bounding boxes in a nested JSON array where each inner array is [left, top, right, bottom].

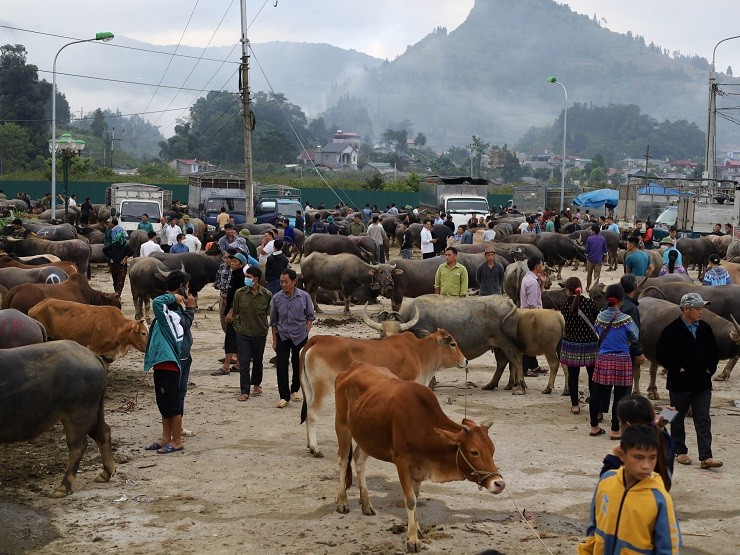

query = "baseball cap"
[[231, 253, 247, 265], [679, 292, 710, 308], [708, 254, 721, 264], [183, 215, 191, 221]]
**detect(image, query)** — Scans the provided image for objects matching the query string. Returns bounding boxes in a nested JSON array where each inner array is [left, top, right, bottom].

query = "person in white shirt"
[[160, 217, 182, 252], [367, 215, 388, 263], [420, 219, 437, 259], [184, 229, 202, 253], [518, 220, 530, 233], [140, 231, 165, 257], [68, 194, 77, 207], [482, 221, 496, 242], [258, 230, 276, 265]]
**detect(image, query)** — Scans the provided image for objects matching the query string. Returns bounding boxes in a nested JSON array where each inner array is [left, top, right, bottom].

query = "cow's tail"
[[501, 303, 525, 350], [639, 286, 665, 300], [299, 342, 310, 425], [345, 444, 353, 490], [1, 285, 14, 309]]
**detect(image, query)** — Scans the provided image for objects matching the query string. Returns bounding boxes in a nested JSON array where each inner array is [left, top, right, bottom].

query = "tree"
[[588, 166, 606, 184], [363, 174, 384, 191], [531, 167, 551, 181], [137, 159, 180, 180], [382, 129, 408, 152], [414, 133, 427, 147], [469, 135, 489, 177], [90, 109, 108, 138], [0, 122, 33, 172], [727, 66, 733, 77], [253, 124, 296, 163]]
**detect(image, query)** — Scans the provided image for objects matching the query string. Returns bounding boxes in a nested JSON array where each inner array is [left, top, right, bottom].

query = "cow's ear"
[[434, 428, 459, 445], [392, 269, 403, 275]]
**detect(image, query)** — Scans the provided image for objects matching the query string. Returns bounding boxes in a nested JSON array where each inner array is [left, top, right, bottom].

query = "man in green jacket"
[[229, 265, 272, 401]]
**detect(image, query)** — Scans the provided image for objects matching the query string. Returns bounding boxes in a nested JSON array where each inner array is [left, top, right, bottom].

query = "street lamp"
[[705, 35, 740, 182], [547, 76, 568, 213], [51, 32, 114, 219], [49, 133, 85, 221]]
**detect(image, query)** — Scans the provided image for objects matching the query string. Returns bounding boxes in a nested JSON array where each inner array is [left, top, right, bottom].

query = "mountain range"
[[21, 0, 737, 149]]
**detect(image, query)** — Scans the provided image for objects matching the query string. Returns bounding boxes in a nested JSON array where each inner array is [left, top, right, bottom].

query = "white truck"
[[106, 183, 172, 235], [418, 176, 490, 228]]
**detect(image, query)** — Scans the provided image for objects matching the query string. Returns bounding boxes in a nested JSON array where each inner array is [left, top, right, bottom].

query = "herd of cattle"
[[1, 209, 739, 550]]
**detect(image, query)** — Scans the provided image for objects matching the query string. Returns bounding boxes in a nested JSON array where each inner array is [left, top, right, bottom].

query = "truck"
[[188, 171, 302, 227], [617, 176, 738, 235], [418, 176, 490, 228], [508, 184, 581, 215], [106, 183, 171, 235]]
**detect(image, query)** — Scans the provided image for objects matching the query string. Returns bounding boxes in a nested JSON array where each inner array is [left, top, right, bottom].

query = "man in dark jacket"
[[655, 292, 722, 469]]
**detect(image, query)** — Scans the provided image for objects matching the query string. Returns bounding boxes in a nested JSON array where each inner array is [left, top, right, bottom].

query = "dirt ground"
[[1, 255, 739, 555]]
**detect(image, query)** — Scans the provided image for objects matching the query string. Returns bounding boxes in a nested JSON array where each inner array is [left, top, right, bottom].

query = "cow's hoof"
[[406, 540, 421, 553], [541, 386, 552, 394], [714, 374, 728, 381], [309, 447, 324, 458], [50, 486, 70, 498], [561, 389, 569, 396], [315, 307, 324, 314], [343, 311, 351, 316], [503, 383, 513, 391], [362, 505, 376, 516], [647, 390, 659, 400], [94, 472, 112, 483], [512, 385, 526, 395], [632, 388, 642, 396], [336, 504, 349, 514], [481, 380, 498, 391]]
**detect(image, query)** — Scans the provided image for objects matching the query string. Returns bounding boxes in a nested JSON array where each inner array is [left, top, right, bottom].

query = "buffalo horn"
[[480, 419, 494, 429], [731, 314, 740, 336], [398, 305, 420, 332], [361, 302, 383, 331]]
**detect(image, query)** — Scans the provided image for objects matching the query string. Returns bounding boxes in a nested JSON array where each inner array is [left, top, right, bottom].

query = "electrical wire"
[[0, 106, 195, 124]]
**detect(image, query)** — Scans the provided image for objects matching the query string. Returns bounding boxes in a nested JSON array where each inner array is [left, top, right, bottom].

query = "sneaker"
[[291, 391, 302, 402], [275, 399, 289, 408], [181, 429, 196, 437], [524, 370, 538, 378], [700, 458, 723, 469]]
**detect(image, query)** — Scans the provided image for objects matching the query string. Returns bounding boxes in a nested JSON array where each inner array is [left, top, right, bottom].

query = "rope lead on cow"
[[504, 488, 555, 555]]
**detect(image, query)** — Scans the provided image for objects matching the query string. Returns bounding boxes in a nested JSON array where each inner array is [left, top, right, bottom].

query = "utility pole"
[[240, 0, 254, 224], [110, 127, 124, 168], [643, 145, 651, 183]]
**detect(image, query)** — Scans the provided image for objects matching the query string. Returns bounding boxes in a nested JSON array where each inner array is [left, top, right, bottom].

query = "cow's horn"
[[480, 419, 494, 429], [361, 302, 383, 331], [545, 264, 557, 273], [398, 305, 420, 332], [6, 236, 22, 243], [638, 275, 649, 289], [731, 314, 740, 336]]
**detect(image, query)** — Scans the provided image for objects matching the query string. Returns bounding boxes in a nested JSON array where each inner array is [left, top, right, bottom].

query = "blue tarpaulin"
[[638, 183, 694, 196], [572, 189, 619, 209]]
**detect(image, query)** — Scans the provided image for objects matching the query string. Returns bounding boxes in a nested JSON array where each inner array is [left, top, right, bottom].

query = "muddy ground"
[[1, 256, 739, 555]]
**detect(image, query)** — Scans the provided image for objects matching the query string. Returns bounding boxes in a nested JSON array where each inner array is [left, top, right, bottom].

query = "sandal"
[[676, 454, 692, 465], [570, 406, 580, 414], [211, 368, 230, 376], [238, 393, 250, 402]]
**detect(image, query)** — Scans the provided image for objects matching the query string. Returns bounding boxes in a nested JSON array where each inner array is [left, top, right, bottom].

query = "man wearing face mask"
[[230, 265, 272, 402]]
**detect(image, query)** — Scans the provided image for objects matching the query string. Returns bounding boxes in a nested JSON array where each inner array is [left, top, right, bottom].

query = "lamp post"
[[49, 133, 85, 221], [705, 35, 740, 182], [547, 77, 568, 213], [51, 32, 113, 220]]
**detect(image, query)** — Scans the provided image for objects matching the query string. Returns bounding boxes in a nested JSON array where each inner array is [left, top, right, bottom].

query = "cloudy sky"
[[2, 0, 739, 135]]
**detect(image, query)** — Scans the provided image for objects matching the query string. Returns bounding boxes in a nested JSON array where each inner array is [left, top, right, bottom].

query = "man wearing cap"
[[656, 292, 723, 469], [702, 254, 732, 286], [138, 213, 154, 234], [181, 215, 195, 235], [325, 215, 339, 235], [476, 247, 504, 296]]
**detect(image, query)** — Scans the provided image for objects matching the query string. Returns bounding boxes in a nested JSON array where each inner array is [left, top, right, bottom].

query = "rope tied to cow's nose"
[[455, 447, 500, 491], [504, 488, 555, 555]]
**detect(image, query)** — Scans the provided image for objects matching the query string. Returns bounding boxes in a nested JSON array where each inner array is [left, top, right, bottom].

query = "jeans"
[[236, 334, 267, 395], [590, 383, 631, 431], [422, 252, 435, 259], [669, 388, 714, 461], [401, 249, 412, 259], [275, 336, 307, 401], [523, 355, 539, 371]]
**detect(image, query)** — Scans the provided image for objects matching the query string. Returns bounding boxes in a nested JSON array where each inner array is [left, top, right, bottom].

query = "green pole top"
[[95, 32, 114, 41], [546, 76, 558, 83]]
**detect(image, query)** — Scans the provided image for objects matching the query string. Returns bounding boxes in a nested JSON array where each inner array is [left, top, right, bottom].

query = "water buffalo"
[[300, 252, 399, 315], [303, 234, 377, 263], [492, 242, 543, 261], [127, 229, 149, 256], [640, 282, 740, 322], [395, 223, 452, 253], [395, 294, 528, 394], [2, 273, 121, 314], [128, 256, 171, 321], [77, 226, 105, 244], [387, 253, 487, 312], [0, 265, 68, 290], [0, 308, 47, 347], [726, 240, 740, 261], [676, 237, 716, 279], [541, 283, 607, 311], [636, 297, 740, 398], [706, 234, 732, 258], [497, 233, 538, 245], [0, 235, 92, 277], [502, 260, 553, 307], [0, 340, 116, 497], [148, 252, 220, 297], [1, 222, 79, 241], [533, 232, 587, 279]]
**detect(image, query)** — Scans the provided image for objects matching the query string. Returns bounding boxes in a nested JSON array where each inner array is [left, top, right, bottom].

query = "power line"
[[0, 106, 195, 124], [0, 24, 240, 66]]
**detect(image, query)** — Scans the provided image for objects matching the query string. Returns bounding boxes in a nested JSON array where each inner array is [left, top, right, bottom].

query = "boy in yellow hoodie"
[[579, 424, 681, 554]]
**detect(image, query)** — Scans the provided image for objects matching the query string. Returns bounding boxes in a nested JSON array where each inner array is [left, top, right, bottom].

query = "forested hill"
[[326, 0, 735, 148]]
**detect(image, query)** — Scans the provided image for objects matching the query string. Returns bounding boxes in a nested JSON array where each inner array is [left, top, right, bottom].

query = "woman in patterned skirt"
[[558, 277, 600, 415], [589, 283, 639, 439]]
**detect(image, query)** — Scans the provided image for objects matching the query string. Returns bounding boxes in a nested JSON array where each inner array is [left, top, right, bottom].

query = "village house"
[[169, 158, 217, 176]]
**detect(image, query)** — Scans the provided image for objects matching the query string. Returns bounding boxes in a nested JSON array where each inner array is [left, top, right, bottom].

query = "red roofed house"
[[169, 158, 217, 176]]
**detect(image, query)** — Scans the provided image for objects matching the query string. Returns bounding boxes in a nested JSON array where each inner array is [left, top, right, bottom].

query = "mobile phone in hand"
[[179, 286, 188, 298], [659, 408, 678, 423]]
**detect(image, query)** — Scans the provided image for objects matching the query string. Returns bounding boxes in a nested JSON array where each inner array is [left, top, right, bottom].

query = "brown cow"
[[300, 329, 468, 458], [2, 273, 120, 314], [335, 362, 505, 553], [29, 299, 148, 366], [0, 254, 79, 276]]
